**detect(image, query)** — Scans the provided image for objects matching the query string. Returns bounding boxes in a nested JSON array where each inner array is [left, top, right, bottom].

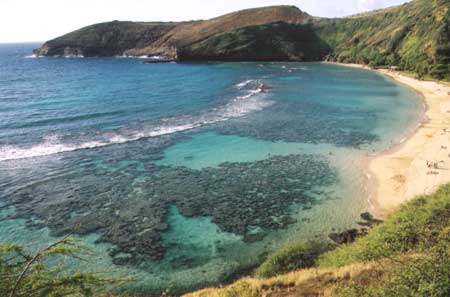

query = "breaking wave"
[[0, 81, 272, 162]]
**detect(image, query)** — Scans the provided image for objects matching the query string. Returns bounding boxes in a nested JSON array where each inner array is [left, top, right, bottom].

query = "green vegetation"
[[336, 228, 450, 297], [0, 237, 126, 297], [255, 242, 325, 278], [317, 183, 450, 268], [218, 282, 257, 297], [317, 0, 450, 80], [179, 22, 329, 62]]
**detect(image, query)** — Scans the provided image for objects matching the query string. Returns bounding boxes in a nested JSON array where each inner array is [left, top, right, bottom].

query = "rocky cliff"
[[34, 6, 312, 59]]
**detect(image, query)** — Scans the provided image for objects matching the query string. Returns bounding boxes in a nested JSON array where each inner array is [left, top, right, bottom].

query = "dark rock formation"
[[357, 212, 383, 228], [329, 212, 383, 245], [33, 21, 176, 57], [329, 228, 368, 245], [2, 153, 336, 266]]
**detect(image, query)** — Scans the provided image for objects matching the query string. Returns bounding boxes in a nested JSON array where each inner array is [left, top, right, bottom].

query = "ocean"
[[0, 43, 423, 294]]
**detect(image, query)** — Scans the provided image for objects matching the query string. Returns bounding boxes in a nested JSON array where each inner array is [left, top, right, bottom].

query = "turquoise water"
[[0, 44, 423, 294]]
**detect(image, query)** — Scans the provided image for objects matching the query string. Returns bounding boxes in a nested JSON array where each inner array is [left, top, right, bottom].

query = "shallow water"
[[0, 44, 423, 294]]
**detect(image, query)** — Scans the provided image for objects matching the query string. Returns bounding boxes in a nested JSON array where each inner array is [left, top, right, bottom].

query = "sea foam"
[[0, 82, 272, 162]]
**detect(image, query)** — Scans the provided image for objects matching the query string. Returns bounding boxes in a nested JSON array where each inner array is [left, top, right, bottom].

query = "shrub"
[[0, 237, 127, 297], [337, 228, 450, 297], [384, 229, 450, 297], [317, 184, 450, 268], [256, 242, 324, 278], [218, 281, 257, 297]]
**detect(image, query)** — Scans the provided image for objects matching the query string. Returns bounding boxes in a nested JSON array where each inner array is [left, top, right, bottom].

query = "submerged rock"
[[215, 100, 379, 148], [328, 229, 367, 245], [1, 153, 336, 266], [358, 212, 383, 227]]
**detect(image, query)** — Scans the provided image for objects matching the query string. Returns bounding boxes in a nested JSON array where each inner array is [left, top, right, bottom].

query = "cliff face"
[[34, 6, 314, 60], [33, 21, 177, 57], [34, 0, 450, 79]]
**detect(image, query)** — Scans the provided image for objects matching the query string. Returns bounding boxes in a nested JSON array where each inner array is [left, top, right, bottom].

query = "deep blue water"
[[0, 43, 423, 294]]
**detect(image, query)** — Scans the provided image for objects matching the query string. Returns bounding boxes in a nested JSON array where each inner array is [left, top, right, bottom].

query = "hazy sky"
[[0, 0, 410, 42]]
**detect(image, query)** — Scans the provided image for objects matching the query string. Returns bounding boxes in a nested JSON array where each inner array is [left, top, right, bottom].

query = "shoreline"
[[328, 62, 450, 217]]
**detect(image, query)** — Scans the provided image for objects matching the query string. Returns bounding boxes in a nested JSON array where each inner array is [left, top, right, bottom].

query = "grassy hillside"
[[186, 184, 450, 297], [146, 6, 310, 48], [317, 0, 450, 79], [125, 6, 311, 58], [178, 22, 329, 61]]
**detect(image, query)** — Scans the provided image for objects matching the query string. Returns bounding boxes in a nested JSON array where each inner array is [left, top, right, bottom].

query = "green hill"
[[34, 0, 450, 79], [316, 0, 450, 79]]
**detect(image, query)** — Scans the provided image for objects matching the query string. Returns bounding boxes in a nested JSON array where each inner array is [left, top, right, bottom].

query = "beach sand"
[[326, 62, 450, 217], [370, 70, 450, 216]]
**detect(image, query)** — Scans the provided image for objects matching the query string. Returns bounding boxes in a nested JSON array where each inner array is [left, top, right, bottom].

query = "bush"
[[430, 64, 450, 80], [317, 184, 450, 268], [337, 228, 450, 297], [0, 237, 127, 297], [384, 229, 450, 297], [218, 282, 257, 297], [256, 242, 324, 278]]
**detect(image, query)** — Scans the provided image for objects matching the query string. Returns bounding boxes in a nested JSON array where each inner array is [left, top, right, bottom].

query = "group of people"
[[426, 146, 450, 175], [426, 160, 442, 175], [426, 160, 441, 170]]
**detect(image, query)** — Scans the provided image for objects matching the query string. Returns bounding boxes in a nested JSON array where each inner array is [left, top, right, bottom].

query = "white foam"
[[0, 83, 273, 162], [64, 55, 84, 58], [0, 137, 103, 162], [116, 55, 165, 59], [235, 80, 255, 89], [24, 54, 46, 59], [149, 55, 166, 60]]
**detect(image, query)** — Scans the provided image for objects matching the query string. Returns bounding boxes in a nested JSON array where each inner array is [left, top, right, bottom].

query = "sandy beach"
[[369, 70, 450, 216], [327, 62, 450, 216]]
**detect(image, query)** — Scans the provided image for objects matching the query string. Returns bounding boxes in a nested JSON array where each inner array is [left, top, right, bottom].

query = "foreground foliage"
[[0, 237, 126, 297], [317, 0, 450, 80], [255, 242, 327, 278]]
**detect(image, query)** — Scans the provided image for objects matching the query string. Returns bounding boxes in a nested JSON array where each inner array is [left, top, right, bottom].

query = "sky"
[[0, 0, 410, 43]]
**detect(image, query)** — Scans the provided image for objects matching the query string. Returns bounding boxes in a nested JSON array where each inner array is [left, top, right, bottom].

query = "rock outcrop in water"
[[33, 0, 450, 79]]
